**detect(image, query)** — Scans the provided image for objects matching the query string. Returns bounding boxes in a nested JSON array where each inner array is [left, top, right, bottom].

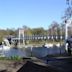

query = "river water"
[[0, 45, 66, 58], [3, 48, 27, 57]]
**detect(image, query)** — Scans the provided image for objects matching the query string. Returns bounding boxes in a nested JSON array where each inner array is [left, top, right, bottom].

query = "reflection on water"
[[0, 45, 66, 58]]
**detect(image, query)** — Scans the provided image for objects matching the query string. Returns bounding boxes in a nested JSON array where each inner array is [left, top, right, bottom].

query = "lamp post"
[[62, 0, 72, 52], [65, 20, 69, 51]]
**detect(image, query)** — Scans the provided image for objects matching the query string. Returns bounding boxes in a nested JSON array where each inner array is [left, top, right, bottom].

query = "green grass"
[[9, 56, 22, 61], [0, 56, 22, 61]]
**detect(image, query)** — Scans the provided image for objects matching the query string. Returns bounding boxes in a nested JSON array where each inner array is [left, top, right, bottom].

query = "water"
[[3, 48, 27, 57], [0, 45, 66, 58], [32, 46, 66, 58]]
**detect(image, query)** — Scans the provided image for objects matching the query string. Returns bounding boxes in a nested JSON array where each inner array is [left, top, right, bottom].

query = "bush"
[[9, 55, 22, 60], [0, 56, 22, 61]]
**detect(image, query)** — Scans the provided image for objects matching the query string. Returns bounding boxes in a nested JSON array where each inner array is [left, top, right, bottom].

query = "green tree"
[[32, 27, 46, 35]]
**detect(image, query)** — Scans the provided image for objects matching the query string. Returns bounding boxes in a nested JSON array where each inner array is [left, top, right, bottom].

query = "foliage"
[[32, 27, 46, 35], [0, 56, 22, 61], [0, 57, 7, 60], [9, 56, 22, 60], [0, 23, 71, 43], [0, 29, 16, 42]]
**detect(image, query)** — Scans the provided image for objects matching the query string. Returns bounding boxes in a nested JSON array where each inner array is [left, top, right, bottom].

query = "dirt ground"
[[1, 57, 72, 72], [0, 60, 26, 72]]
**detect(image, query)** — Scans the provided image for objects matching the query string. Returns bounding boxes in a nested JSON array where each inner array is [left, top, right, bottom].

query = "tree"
[[48, 21, 60, 36], [32, 27, 46, 35]]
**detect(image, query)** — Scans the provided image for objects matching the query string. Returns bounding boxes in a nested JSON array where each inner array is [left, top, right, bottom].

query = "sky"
[[0, 0, 67, 29]]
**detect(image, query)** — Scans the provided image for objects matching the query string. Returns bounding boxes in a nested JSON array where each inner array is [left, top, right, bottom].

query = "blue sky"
[[0, 0, 67, 29]]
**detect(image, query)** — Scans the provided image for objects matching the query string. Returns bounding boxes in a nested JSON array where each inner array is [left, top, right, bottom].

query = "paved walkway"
[[41, 56, 72, 72]]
